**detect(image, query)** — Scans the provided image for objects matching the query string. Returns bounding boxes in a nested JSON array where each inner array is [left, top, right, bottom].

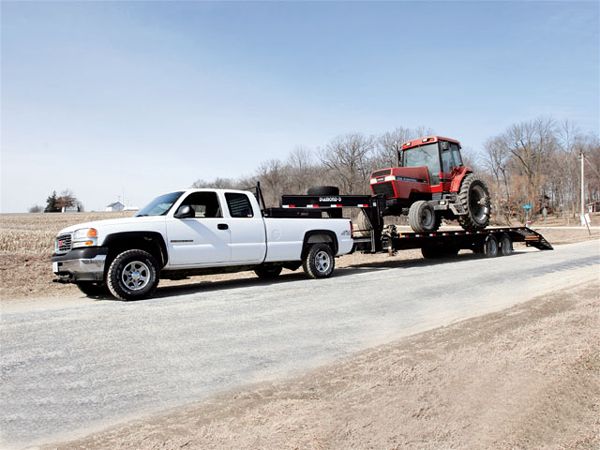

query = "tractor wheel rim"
[[122, 260, 151, 291], [315, 250, 331, 273], [421, 208, 433, 227], [470, 185, 488, 222]]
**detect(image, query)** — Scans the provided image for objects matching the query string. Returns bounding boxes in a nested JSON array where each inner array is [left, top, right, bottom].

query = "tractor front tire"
[[457, 174, 491, 231], [408, 201, 439, 233]]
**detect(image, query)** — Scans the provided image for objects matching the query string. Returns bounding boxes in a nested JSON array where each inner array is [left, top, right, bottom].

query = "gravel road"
[[1, 240, 599, 449]]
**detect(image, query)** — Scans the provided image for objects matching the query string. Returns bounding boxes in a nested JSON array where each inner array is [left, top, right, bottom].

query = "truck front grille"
[[56, 234, 72, 254], [372, 182, 395, 198]]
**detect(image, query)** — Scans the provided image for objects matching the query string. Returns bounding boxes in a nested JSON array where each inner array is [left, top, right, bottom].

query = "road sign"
[[523, 203, 532, 211]]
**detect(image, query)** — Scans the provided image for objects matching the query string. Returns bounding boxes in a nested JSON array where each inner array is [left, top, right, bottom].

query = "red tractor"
[[370, 136, 491, 232]]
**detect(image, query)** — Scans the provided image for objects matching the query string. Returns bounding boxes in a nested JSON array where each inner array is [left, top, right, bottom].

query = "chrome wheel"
[[314, 250, 331, 273], [121, 260, 151, 291]]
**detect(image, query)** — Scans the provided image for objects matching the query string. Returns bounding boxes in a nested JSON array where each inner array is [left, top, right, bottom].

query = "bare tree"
[[374, 126, 434, 167], [319, 133, 375, 194]]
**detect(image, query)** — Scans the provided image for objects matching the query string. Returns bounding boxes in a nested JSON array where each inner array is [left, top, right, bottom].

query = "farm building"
[[105, 201, 124, 212]]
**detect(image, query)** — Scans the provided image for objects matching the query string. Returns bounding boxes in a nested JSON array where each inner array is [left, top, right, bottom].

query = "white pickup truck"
[[52, 188, 354, 300]]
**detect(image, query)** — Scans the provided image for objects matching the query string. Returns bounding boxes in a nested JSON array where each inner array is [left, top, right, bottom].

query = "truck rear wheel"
[[76, 282, 109, 297], [303, 243, 335, 279], [254, 265, 283, 279], [408, 201, 439, 232], [106, 249, 159, 300], [457, 174, 491, 231]]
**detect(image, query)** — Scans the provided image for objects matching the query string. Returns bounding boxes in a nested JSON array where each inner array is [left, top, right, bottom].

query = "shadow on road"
[[92, 250, 526, 302]]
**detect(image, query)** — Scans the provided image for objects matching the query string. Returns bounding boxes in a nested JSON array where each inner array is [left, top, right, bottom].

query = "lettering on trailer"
[[319, 196, 342, 203]]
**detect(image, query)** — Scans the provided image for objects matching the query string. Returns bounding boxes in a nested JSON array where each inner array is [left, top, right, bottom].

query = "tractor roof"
[[401, 136, 461, 150]]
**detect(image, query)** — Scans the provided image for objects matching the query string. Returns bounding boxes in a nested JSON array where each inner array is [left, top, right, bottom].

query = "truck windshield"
[[401, 143, 440, 183], [136, 191, 184, 217]]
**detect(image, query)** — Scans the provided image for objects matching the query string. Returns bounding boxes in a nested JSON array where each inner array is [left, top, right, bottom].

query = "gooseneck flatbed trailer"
[[270, 191, 553, 259]]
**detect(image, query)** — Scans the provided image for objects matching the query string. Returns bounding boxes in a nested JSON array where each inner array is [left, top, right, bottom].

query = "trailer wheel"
[[254, 265, 283, 280], [307, 186, 339, 196], [76, 282, 109, 298], [107, 249, 159, 300], [408, 201, 439, 232], [483, 235, 499, 257], [303, 243, 335, 279], [499, 234, 513, 256]]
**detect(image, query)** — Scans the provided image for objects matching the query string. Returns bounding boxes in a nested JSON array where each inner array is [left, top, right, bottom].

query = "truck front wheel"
[[303, 243, 335, 279], [106, 249, 159, 300]]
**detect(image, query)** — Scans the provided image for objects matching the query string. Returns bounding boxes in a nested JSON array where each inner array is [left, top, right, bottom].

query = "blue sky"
[[1, 1, 598, 212]]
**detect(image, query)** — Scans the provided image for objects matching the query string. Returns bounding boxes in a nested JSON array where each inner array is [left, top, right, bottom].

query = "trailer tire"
[[76, 282, 109, 297], [303, 243, 335, 279], [457, 174, 491, 231], [107, 249, 159, 300], [499, 234, 513, 256], [306, 186, 340, 196], [408, 201, 439, 232], [254, 265, 283, 279], [483, 235, 499, 257]]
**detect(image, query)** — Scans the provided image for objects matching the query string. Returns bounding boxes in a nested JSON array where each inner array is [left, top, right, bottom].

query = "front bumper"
[[52, 247, 108, 282]]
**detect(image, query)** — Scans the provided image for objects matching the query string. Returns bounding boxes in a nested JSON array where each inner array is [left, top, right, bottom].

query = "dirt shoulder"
[[49, 281, 600, 450]]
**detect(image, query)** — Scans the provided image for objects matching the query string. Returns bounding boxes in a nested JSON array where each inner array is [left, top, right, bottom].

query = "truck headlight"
[[72, 228, 98, 248]]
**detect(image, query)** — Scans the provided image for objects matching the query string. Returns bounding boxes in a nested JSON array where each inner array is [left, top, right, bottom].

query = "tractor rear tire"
[[307, 186, 340, 196], [457, 174, 491, 231], [408, 201, 439, 232]]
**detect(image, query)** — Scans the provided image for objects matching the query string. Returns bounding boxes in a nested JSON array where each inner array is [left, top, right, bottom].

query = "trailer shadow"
[[146, 250, 527, 301], [93, 250, 527, 302]]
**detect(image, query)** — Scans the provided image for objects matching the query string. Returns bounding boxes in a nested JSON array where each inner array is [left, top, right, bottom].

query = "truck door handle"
[[218, 223, 229, 230]]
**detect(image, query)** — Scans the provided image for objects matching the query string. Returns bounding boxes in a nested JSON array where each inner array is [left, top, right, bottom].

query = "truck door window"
[[180, 192, 222, 218], [225, 193, 254, 218]]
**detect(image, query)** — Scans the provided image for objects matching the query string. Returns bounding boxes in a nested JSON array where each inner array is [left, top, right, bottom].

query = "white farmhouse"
[[105, 201, 125, 212]]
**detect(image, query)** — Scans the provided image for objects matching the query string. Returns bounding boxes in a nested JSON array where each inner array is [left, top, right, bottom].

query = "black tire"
[[106, 249, 159, 300], [302, 243, 335, 279], [457, 174, 491, 231], [483, 235, 499, 257], [307, 186, 340, 196], [408, 200, 439, 232], [254, 265, 283, 280], [76, 282, 109, 297], [499, 234, 513, 256]]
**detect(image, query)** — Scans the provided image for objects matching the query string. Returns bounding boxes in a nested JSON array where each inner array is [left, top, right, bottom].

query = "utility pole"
[[580, 152, 585, 219]]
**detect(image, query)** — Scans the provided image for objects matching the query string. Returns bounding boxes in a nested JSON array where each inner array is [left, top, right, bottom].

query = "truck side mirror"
[[174, 205, 194, 219]]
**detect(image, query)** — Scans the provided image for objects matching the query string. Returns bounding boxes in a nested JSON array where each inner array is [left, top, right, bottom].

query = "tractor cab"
[[370, 136, 469, 215]]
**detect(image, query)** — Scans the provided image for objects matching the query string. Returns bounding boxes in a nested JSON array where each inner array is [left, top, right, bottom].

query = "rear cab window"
[[225, 193, 254, 218]]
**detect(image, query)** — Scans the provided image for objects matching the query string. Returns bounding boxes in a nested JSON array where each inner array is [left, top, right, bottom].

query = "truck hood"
[[56, 217, 167, 241]]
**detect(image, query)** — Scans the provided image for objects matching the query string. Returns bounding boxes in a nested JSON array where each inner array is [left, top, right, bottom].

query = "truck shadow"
[[137, 250, 526, 301]]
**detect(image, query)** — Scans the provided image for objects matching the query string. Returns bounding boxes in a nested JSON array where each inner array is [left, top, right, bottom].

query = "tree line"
[[193, 117, 600, 224], [29, 189, 83, 213]]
